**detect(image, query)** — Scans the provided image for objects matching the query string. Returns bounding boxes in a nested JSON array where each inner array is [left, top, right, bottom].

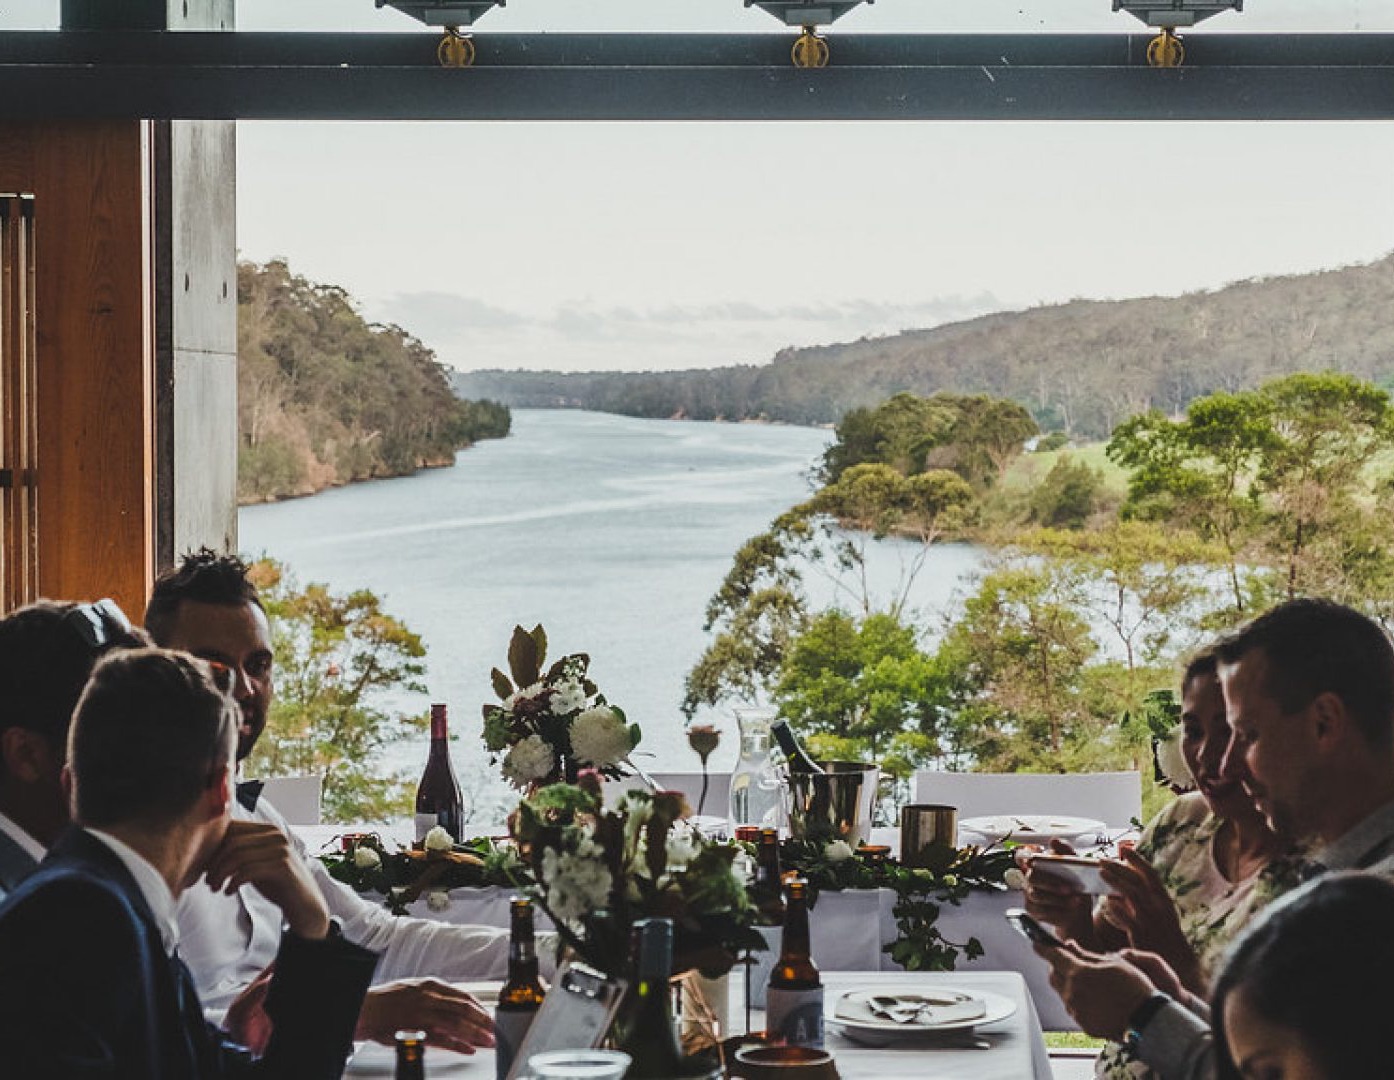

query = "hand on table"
[[357, 980, 495, 1055], [223, 964, 276, 1055], [1035, 940, 1158, 1041], [204, 820, 330, 941]]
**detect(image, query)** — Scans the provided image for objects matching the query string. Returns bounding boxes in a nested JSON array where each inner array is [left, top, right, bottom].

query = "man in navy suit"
[[0, 647, 378, 1078], [0, 598, 148, 900]]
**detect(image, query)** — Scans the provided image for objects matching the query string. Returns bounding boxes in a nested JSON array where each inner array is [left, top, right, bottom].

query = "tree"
[[243, 559, 430, 822]]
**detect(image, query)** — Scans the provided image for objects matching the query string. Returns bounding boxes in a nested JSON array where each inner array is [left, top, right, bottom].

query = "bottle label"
[[493, 1007, 537, 1080], [414, 813, 438, 841], [765, 986, 824, 1048]]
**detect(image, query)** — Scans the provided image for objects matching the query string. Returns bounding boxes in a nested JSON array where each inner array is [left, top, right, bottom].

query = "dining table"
[[343, 970, 1053, 1079]]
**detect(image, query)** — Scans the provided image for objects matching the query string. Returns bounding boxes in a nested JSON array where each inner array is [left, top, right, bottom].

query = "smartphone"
[[1029, 853, 1112, 895], [1005, 907, 1065, 949]]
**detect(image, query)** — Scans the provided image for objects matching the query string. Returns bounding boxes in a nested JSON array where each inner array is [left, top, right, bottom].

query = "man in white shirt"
[[1040, 598, 1394, 1079], [147, 550, 510, 1054], [0, 598, 148, 899]]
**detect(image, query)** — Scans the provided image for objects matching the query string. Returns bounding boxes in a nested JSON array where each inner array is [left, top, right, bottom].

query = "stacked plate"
[[830, 988, 1016, 1046], [957, 815, 1107, 845]]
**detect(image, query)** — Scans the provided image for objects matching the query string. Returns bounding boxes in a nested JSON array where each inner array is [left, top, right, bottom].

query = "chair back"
[[257, 775, 323, 827], [603, 771, 732, 819], [912, 770, 1141, 830]]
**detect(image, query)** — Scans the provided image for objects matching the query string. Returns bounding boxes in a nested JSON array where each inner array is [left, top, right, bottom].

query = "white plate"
[[830, 988, 1017, 1044], [958, 814, 1108, 844]]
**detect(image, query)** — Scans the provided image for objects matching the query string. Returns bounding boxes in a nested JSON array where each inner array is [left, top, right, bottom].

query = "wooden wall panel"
[[31, 121, 154, 616]]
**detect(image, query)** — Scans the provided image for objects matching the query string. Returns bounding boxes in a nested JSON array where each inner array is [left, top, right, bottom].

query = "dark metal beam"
[[1, 31, 1392, 121]]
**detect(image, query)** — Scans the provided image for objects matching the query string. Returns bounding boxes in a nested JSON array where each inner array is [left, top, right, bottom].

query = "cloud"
[[363, 289, 1011, 374]]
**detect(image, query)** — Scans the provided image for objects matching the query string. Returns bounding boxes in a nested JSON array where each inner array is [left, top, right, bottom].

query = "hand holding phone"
[[1029, 854, 1113, 895], [1005, 907, 1065, 949]]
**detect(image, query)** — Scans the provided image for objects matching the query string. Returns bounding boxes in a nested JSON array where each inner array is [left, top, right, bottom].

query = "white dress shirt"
[[175, 795, 513, 1010], [86, 827, 181, 956]]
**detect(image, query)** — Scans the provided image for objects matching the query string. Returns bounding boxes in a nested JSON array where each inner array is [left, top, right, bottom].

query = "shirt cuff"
[[1134, 1000, 1215, 1080]]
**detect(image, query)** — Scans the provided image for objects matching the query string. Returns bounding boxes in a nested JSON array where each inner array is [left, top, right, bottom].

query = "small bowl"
[[731, 1045, 840, 1079]]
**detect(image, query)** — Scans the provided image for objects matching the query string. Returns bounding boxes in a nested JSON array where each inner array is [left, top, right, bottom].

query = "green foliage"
[[243, 558, 430, 823], [1026, 454, 1105, 529], [1035, 431, 1071, 453], [238, 259, 510, 502]]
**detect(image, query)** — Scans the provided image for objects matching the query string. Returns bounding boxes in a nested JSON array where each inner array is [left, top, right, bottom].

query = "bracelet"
[[1125, 992, 1173, 1053]]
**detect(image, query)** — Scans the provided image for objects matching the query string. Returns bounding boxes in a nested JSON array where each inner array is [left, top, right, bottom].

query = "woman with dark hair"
[[1214, 872, 1394, 1080], [1026, 648, 1301, 1079]]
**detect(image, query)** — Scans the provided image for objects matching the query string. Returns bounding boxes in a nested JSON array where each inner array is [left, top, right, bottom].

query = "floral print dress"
[[1094, 792, 1303, 1079]]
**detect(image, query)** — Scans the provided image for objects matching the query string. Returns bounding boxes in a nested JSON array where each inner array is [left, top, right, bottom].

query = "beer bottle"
[[765, 877, 823, 1048], [394, 1029, 426, 1080], [494, 897, 546, 1080], [415, 702, 464, 842], [625, 918, 691, 1079], [770, 720, 824, 775], [751, 827, 787, 926]]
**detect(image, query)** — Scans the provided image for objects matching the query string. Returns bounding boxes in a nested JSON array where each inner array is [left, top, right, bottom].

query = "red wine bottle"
[[415, 702, 464, 842]]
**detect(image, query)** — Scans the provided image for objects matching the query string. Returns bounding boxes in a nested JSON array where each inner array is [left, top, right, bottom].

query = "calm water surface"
[[239, 410, 985, 821]]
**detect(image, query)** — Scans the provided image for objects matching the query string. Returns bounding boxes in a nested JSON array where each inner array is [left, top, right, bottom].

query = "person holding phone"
[[1026, 648, 1301, 1079]]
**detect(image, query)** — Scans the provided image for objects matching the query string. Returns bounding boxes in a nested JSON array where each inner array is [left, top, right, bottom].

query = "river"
[[239, 409, 987, 822]]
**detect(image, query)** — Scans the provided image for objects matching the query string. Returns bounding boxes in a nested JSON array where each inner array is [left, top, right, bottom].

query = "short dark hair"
[[1214, 598, 1394, 750], [0, 600, 148, 755], [1214, 873, 1394, 1080], [1180, 646, 1218, 695], [69, 648, 236, 829], [144, 548, 263, 644]]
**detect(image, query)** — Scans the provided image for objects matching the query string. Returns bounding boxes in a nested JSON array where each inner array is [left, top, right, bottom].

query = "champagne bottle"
[[624, 918, 691, 1080], [765, 877, 823, 1048], [770, 719, 824, 775], [751, 827, 787, 926], [415, 702, 464, 842], [394, 1029, 426, 1080], [494, 897, 546, 1080]]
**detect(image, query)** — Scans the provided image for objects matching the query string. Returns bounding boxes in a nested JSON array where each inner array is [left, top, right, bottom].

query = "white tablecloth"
[[345, 970, 1052, 1079]]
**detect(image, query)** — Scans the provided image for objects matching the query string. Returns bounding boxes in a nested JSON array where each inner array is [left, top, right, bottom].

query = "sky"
[[5, 1, 1394, 373]]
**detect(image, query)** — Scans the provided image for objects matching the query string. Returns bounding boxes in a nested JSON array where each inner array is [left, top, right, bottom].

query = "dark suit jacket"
[[0, 824, 38, 899], [0, 827, 378, 1079]]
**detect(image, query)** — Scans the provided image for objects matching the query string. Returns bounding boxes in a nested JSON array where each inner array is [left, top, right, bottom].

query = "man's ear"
[[1309, 691, 1348, 745], [0, 727, 42, 783], [60, 763, 74, 815]]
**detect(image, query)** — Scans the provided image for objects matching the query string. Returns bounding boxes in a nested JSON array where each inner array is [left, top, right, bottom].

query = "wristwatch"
[[1125, 992, 1173, 1054]]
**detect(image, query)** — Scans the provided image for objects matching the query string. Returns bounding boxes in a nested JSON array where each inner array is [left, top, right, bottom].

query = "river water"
[[239, 409, 986, 822]]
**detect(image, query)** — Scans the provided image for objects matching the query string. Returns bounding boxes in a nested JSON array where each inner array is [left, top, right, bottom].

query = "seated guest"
[[0, 599, 147, 898], [0, 648, 378, 1078], [1212, 873, 1394, 1080], [146, 550, 506, 1053], [1027, 648, 1300, 1079], [1040, 598, 1394, 1080]]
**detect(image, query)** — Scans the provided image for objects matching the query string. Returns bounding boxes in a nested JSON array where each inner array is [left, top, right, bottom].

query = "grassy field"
[[1002, 442, 1130, 497]]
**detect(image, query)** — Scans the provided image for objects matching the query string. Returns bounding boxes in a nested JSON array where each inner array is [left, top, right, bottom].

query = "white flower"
[[570, 706, 632, 768], [666, 828, 701, 872], [1004, 867, 1027, 891], [550, 680, 588, 715], [503, 734, 556, 787], [424, 826, 454, 852], [540, 835, 612, 924], [732, 848, 755, 887], [352, 846, 381, 869], [505, 682, 545, 710], [1155, 725, 1195, 791], [426, 890, 451, 912], [824, 840, 854, 863]]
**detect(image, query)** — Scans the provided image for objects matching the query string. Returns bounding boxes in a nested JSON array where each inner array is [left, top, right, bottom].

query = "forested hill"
[[238, 260, 509, 503], [453, 254, 1394, 439]]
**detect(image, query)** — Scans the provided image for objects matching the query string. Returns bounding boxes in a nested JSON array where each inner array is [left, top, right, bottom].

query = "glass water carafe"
[[728, 705, 784, 831]]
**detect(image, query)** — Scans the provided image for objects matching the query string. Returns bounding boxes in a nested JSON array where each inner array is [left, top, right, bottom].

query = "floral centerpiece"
[[511, 777, 763, 978], [483, 624, 641, 788]]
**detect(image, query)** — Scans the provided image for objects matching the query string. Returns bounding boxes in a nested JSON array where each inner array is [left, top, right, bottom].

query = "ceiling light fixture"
[[1113, 1, 1242, 67], [375, 1, 507, 66], [744, 1, 874, 68]]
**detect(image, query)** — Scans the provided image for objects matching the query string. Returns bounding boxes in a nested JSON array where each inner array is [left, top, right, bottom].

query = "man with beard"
[[146, 550, 508, 1056], [1039, 598, 1394, 1079]]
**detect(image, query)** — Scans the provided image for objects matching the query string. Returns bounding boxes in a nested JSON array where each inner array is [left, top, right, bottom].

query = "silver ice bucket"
[[785, 761, 879, 846]]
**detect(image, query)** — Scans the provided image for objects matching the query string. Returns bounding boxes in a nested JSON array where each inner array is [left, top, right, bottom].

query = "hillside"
[[238, 260, 509, 503], [453, 254, 1394, 438]]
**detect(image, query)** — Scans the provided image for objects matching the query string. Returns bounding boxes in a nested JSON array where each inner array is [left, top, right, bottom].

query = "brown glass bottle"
[[415, 702, 464, 842], [494, 897, 546, 1080], [770, 720, 824, 775], [751, 827, 786, 926], [394, 1028, 426, 1080], [765, 877, 823, 1048]]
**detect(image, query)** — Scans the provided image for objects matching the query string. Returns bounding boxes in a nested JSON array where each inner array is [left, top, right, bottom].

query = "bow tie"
[[236, 779, 265, 813]]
